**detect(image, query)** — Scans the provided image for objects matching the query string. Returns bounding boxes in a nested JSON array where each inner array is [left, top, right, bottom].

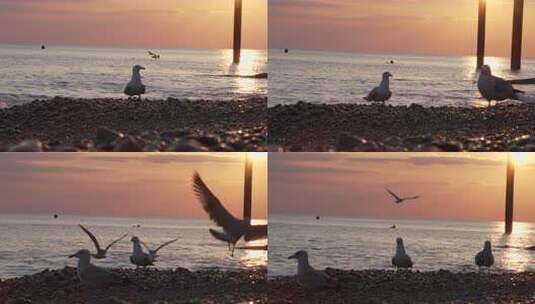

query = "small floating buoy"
[[284, 48, 289, 54], [316, 216, 320, 220], [53, 214, 58, 219], [41, 45, 46, 50], [390, 225, 397, 229]]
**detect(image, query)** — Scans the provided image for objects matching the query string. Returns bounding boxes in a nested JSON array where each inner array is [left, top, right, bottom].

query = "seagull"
[[478, 65, 534, 107], [129, 236, 176, 267], [475, 240, 494, 267], [147, 51, 160, 60], [364, 72, 393, 102], [193, 172, 266, 256], [386, 188, 420, 204], [124, 65, 146, 99], [78, 224, 128, 259], [288, 250, 331, 289], [69, 249, 122, 287], [392, 238, 413, 269]]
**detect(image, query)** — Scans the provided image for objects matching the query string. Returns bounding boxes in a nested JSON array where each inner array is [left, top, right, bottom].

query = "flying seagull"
[[392, 237, 413, 269], [69, 249, 122, 287], [364, 72, 393, 102], [124, 65, 146, 99], [386, 188, 420, 204], [288, 250, 332, 289], [78, 224, 128, 259], [193, 172, 267, 256], [147, 51, 160, 60], [478, 65, 535, 107], [130, 236, 176, 267], [475, 240, 494, 267]]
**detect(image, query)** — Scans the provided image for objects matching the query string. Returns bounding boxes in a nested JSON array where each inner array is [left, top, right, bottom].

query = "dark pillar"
[[233, 0, 243, 64], [505, 154, 515, 234], [243, 154, 253, 223], [477, 0, 486, 69], [511, 0, 524, 70]]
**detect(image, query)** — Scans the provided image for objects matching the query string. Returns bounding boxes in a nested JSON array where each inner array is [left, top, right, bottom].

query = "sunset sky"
[[0, 0, 267, 49], [0, 153, 267, 219], [270, 0, 535, 58], [270, 153, 535, 222]]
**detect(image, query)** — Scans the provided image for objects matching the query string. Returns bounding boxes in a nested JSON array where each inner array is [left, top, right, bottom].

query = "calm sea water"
[[269, 216, 535, 277], [269, 49, 535, 107], [0, 214, 267, 279], [0, 44, 267, 107]]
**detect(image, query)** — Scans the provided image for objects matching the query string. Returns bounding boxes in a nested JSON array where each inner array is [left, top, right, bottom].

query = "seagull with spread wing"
[[140, 238, 178, 260], [385, 188, 420, 204], [193, 172, 266, 256], [78, 224, 128, 259]]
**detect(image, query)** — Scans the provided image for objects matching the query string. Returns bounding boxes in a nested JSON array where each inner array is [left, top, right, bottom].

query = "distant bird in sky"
[[475, 240, 494, 267], [364, 72, 392, 102], [124, 65, 146, 99], [147, 51, 160, 60], [478, 65, 535, 107], [392, 237, 413, 269], [288, 250, 332, 289], [69, 249, 121, 287], [193, 172, 267, 256], [129, 236, 176, 267], [78, 224, 128, 259], [385, 188, 420, 204]]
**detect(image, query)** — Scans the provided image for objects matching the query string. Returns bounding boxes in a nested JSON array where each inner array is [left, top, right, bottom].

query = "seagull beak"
[[288, 254, 296, 260], [68, 254, 76, 258], [140, 66, 146, 70]]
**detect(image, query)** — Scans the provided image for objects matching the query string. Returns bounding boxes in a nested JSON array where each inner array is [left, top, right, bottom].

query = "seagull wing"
[[104, 232, 129, 252], [403, 195, 420, 201], [364, 87, 378, 101], [244, 224, 268, 242], [79, 224, 102, 252], [139, 240, 151, 253], [193, 172, 241, 231], [148, 51, 155, 56], [153, 239, 178, 254], [493, 75, 516, 100], [385, 188, 401, 201]]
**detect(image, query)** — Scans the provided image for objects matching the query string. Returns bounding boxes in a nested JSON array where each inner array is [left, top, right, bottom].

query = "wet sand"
[[0, 97, 267, 152], [269, 102, 535, 152], [0, 267, 267, 304], [269, 269, 535, 304]]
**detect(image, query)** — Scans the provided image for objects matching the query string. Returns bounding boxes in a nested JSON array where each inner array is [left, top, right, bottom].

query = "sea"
[[0, 44, 267, 108], [268, 216, 535, 277], [268, 49, 535, 107], [0, 214, 267, 279]]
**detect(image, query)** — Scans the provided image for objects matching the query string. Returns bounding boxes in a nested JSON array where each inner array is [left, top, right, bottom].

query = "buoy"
[[316, 216, 320, 220], [41, 45, 46, 50], [53, 214, 58, 219], [284, 48, 289, 54]]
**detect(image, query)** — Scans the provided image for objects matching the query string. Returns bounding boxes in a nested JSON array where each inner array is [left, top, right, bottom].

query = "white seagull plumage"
[[69, 249, 121, 287], [140, 238, 178, 260], [392, 238, 413, 268], [78, 224, 128, 259], [364, 72, 393, 102], [124, 65, 146, 99], [477, 65, 535, 107], [386, 188, 420, 204], [288, 250, 331, 289], [129, 236, 176, 267], [475, 240, 494, 267]]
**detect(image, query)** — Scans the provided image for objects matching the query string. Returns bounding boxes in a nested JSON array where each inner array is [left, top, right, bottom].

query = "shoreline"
[[0, 97, 267, 152], [0, 266, 267, 304], [268, 102, 535, 152], [269, 269, 535, 303]]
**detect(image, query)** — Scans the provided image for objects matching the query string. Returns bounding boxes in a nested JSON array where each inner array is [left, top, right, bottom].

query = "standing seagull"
[[129, 236, 176, 267], [124, 65, 146, 99], [386, 188, 420, 204], [288, 250, 331, 289], [193, 172, 264, 256], [78, 224, 128, 259], [477, 65, 534, 107], [364, 72, 393, 102], [392, 238, 413, 268], [475, 240, 494, 267], [69, 249, 121, 287]]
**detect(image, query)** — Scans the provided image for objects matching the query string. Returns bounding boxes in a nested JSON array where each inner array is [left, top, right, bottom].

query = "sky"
[[0, 153, 267, 220], [269, 0, 535, 58], [0, 0, 267, 49], [269, 153, 535, 223]]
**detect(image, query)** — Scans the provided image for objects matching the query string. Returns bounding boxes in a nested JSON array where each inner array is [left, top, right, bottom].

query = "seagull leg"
[[231, 244, 236, 257]]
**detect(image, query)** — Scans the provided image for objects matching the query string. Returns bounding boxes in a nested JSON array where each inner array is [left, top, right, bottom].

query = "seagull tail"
[[516, 93, 535, 103], [209, 229, 232, 243]]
